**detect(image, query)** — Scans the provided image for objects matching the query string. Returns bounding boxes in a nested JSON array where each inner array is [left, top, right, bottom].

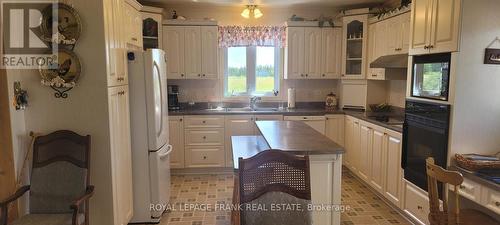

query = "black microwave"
[[411, 53, 451, 101]]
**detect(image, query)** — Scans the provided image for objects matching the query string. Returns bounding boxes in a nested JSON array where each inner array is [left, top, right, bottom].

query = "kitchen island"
[[232, 121, 345, 225]]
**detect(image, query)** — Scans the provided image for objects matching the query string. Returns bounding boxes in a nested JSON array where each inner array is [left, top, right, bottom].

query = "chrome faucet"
[[250, 96, 262, 110]]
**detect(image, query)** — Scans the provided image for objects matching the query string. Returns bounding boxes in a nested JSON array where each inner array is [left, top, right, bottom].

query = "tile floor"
[[159, 169, 411, 225]]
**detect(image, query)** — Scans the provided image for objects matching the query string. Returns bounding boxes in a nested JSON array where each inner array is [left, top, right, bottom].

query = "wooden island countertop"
[[255, 120, 345, 155]]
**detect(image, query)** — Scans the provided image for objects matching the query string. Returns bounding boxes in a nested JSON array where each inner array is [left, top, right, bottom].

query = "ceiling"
[[143, 0, 385, 8]]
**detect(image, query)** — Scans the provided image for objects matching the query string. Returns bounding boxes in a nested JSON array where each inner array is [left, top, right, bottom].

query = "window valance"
[[218, 26, 286, 48]]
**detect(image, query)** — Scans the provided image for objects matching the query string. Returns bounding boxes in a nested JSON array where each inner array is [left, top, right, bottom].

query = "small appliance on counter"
[[168, 85, 180, 110]]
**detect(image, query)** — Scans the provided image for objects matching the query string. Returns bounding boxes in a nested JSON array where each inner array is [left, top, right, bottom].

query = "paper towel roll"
[[287, 88, 296, 108]]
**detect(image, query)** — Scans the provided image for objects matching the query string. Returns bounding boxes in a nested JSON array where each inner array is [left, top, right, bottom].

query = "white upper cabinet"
[[285, 25, 341, 80], [304, 28, 322, 78], [184, 27, 202, 79], [284, 27, 305, 79], [162, 25, 219, 79], [106, 0, 128, 87], [409, 0, 461, 55], [123, 1, 143, 50], [201, 26, 219, 79], [163, 26, 185, 79], [141, 7, 163, 50], [342, 15, 368, 79], [321, 28, 342, 79]]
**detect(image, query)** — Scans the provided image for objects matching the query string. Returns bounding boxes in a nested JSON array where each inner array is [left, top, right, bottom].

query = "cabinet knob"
[[322, 74, 326, 77], [372, 74, 378, 77], [181, 74, 185, 77], [341, 74, 345, 77], [429, 45, 434, 49], [202, 120, 206, 123], [459, 185, 465, 189], [202, 136, 206, 139], [305, 74, 309, 77], [202, 74, 206, 77], [495, 202, 500, 207], [131, 37, 138, 41], [417, 205, 423, 210], [424, 45, 429, 49], [300, 74, 304, 77], [203, 156, 207, 159], [180, 118, 183, 122], [198, 74, 201, 77]]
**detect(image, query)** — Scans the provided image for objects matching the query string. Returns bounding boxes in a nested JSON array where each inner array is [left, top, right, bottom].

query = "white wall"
[[4, 0, 116, 224], [450, 0, 500, 156]]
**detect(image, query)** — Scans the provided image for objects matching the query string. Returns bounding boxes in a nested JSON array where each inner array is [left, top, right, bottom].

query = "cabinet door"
[[201, 26, 218, 79], [285, 27, 305, 79], [384, 130, 403, 208], [304, 28, 322, 79], [225, 115, 256, 167], [342, 15, 367, 79], [367, 23, 380, 80], [321, 28, 342, 79], [133, 9, 143, 49], [409, 0, 433, 55], [163, 26, 185, 79], [399, 13, 411, 54], [142, 12, 162, 49], [429, 0, 461, 53], [325, 115, 344, 146], [108, 86, 133, 225], [351, 119, 361, 172], [344, 116, 354, 167], [169, 116, 185, 168], [184, 27, 202, 79], [386, 17, 401, 55], [370, 128, 386, 194], [358, 123, 372, 181]]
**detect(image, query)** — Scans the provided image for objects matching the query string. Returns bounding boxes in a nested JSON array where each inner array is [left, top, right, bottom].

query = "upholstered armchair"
[[0, 130, 94, 225]]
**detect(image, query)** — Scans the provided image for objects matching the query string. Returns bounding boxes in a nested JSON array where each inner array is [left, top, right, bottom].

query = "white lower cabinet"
[[325, 114, 344, 146], [344, 115, 404, 210], [183, 116, 225, 168], [169, 116, 185, 168], [404, 181, 431, 225], [108, 85, 133, 225], [482, 187, 500, 215], [224, 115, 256, 167], [284, 116, 326, 135]]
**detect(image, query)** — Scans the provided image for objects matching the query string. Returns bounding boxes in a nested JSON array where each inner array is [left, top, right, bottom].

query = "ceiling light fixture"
[[241, 5, 263, 19]]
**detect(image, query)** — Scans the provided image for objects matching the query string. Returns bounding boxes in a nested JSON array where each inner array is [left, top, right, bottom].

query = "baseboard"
[[171, 167, 234, 175]]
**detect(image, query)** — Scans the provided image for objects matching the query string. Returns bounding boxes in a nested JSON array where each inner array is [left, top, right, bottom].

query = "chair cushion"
[[242, 191, 312, 225], [30, 161, 87, 214], [11, 213, 85, 225]]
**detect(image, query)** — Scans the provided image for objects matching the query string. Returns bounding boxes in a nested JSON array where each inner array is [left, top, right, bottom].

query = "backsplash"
[[387, 80, 406, 108], [168, 79, 339, 103]]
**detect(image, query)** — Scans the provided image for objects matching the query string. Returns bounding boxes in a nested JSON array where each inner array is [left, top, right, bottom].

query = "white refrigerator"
[[128, 49, 171, 223]]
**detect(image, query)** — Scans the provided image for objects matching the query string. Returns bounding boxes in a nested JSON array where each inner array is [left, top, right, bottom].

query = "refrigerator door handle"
[[159, 145, 173, 159]]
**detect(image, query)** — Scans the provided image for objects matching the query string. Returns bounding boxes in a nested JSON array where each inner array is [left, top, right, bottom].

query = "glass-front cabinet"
[[342, 14, 368, 79], [141, 6, 163, 50]]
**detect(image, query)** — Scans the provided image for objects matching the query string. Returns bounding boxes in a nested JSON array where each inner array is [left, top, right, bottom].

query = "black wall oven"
[[411, 53, 451, 101], [402, 100, 451, 194]]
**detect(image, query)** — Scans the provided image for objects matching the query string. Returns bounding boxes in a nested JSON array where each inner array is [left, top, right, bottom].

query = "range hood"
[[370, 54, 408, 68]]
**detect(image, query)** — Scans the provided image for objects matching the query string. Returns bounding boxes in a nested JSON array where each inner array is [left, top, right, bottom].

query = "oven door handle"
[[401, 121, 408, 170]]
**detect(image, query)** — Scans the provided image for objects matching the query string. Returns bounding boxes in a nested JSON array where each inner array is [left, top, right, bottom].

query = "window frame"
[[222, 46, 281, 99]]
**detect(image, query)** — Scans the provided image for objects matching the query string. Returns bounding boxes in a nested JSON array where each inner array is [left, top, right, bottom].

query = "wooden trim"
[[0, 68, 17, 223]]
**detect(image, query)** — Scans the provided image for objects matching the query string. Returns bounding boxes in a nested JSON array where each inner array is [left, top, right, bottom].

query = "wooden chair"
[[237, 150, 312, 225], [0, 130, 94, 225], [426, 157, 497, 225]]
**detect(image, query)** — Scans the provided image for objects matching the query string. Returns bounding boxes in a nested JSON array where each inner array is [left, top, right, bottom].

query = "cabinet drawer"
[[449, 177, 481, 202], [186, 146, 224, 168], [482, 188, 500, 215], [185, 129, 224, 146], [404, 182, 430, 225], [184, 116, 224, 128]]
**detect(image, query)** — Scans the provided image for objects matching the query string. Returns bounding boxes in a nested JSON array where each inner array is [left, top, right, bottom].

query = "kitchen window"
[[223, 46, 280, 97]]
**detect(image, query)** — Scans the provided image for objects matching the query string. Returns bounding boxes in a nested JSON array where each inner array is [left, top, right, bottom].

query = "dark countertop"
[[231, 136, 270, 169], [450, 165, 499, 191], [169, 105, 404, 133], [255, 121, 345, 155]]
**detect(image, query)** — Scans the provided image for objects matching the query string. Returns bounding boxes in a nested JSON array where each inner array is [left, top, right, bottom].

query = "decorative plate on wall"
[[41, 3, 82, 46], [39, 49, 81, 98]]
